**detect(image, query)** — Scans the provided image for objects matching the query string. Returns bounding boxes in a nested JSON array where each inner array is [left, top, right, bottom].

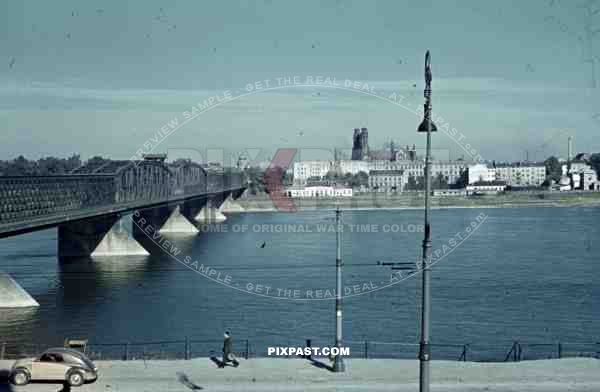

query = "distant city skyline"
[[1, 0, 599, 162]]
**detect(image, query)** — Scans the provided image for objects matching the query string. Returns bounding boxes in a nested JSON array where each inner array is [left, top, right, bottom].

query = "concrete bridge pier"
[[159, 205, 200, 234], [131, 199, 205, 240], [219, 191, 246, 213], [131, 204, 176, 242], [0, 272, 39, 308], [231, 188, 246, 200], [58, 214, 149, 258], [195, 191, 231, 223], [180, 196, 208, 223]]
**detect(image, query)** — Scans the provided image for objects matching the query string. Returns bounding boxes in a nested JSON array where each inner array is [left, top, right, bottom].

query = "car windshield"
[[39, 353, 63, 363]]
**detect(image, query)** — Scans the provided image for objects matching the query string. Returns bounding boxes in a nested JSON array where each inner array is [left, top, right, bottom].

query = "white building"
[[466, 182, 507, 195], [566, 161, 599, 190], [558, 176, 572, 191], [467, 164, 496, 184], [389, 161, 466, 185], [293, 161, 333, 185], [287, 186, 352, 198], [294, 160, 466, 186], [368, 170, 406, 192], [492, 163, 546, 186], [339, 160, 370, 175], [429, 161, 467, 185]]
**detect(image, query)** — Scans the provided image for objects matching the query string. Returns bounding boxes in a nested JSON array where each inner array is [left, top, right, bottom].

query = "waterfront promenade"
[[1, 358, 599, 391]]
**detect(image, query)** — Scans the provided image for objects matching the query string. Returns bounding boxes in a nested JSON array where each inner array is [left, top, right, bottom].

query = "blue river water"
[[0, 207, 598, 360]]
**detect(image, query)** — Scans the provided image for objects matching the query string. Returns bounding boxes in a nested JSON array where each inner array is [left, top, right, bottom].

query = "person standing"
[[220, 331, 232, 368]]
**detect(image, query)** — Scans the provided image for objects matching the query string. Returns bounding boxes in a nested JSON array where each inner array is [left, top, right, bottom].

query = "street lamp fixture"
[[418, 51, 437, 135]]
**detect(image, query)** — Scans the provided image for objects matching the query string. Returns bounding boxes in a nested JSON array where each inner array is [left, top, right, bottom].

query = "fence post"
[[185, 337, 190, 360], [245, 339, 249, 360], [364, 341, 368, 359], [558, 342, 562, 359], [0, 342, 5, 360], [124, 342, 130, 361]]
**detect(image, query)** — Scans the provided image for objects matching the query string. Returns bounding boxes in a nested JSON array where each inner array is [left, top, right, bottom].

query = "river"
[[0, 207, 598, 360]]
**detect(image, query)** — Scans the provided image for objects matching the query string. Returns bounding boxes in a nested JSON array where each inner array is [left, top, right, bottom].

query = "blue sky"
[[1, 0, 599, 163]]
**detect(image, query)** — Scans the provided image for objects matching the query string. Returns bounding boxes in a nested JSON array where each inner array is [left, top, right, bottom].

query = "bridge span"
[[0, 155, 247, 259]]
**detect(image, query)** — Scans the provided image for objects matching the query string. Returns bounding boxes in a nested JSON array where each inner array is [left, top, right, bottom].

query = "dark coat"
[[223, 336, 232, 355]]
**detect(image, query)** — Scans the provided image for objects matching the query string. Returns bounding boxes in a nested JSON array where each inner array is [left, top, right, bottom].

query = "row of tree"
[[405, 173, 451, 190], [589, 154, 600, 178], [245, 166, 292, 195], [0, 155, 84, 176], [324, 171, 369, 188]]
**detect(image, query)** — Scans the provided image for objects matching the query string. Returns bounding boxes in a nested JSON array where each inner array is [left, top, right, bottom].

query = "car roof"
[[43, 347, 88, 358]]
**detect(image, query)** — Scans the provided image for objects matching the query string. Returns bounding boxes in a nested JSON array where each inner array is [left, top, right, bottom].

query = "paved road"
[[1, 358, 600, 391]]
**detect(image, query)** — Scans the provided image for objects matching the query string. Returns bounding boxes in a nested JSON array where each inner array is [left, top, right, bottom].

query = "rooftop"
[[490, 162, 545, 168]]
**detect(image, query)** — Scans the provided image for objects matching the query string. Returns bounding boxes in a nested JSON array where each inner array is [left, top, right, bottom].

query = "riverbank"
[[226, 192, 600, 212], [2, 358, 599, 391]]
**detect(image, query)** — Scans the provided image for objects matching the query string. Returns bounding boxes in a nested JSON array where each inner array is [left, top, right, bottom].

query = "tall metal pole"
[[417, 50, 436, 392], [333, 206, 345, 372]]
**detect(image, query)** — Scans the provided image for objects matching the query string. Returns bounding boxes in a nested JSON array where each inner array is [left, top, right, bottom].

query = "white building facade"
[[293, 160, 467, 186], [493, 164, 546, 186], [368, 170, 406, 192], [466, 182, 507, 195], [467, 164, 496, 184], [287, 186, 353, 198], [293, 161, 333, 185], [560, 161, 599, 190]]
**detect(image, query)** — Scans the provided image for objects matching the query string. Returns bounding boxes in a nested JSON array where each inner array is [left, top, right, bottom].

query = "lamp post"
[[417, 50, 436, 392], [333, 206, 345, 372]]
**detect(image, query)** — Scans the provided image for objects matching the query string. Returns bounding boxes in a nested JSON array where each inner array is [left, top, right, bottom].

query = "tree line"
[[0, 155, 245, 177], [0, 154, 84, 176]]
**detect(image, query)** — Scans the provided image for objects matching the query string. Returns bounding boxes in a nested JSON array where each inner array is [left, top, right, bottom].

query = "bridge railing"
[[0, 175, 116, 224], [0, 171, 245, 226]]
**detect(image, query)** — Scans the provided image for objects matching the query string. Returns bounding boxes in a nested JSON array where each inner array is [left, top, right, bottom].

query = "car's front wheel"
[[67, 369, 85, 387], [11, 368, 30, 386]]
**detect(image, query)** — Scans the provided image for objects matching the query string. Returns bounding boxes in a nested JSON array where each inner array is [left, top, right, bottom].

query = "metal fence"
[[0, 339, 252, 361], [1, 339, 598, 362]]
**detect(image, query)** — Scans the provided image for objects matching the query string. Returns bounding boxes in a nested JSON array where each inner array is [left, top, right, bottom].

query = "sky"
[[1, 0, 599, 164]]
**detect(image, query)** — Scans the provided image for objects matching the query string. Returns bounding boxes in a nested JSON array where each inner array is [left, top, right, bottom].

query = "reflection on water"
[[0, 307, 38, 326], [59, 255, 153, 287], [0, 308, 39, 346]]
